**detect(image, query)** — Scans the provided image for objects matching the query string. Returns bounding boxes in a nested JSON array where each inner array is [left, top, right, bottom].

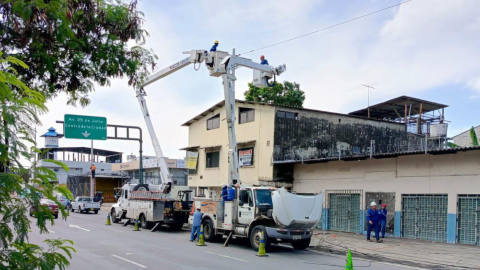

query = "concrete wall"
[[292, 150, 480, 243], [186, 102, 276, 191], [273, 107, 414, 162]]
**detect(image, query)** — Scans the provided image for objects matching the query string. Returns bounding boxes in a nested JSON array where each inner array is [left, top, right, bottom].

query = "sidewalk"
[[100, 202, 114, 211], [310, 230, 480, 270]]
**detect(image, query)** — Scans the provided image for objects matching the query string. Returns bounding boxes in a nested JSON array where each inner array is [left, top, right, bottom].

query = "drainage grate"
[[327, 191, 361, 233], [457, 195, 480, 245], [402, 194, 448, 242]]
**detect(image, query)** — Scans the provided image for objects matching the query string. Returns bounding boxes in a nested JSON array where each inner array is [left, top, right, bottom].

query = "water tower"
[[40, 127, 63, 148]]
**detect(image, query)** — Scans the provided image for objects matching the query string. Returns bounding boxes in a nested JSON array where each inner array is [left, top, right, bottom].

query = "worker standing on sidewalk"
[[379, 203, 388, 238], [366, 202, 382, 243], [190, 207, 203, 242]]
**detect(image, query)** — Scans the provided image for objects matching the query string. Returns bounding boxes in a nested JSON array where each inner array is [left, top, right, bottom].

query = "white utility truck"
[[71, 196, 100, 214], [111, 183, 192, 230], [193, 187, 322, 251]]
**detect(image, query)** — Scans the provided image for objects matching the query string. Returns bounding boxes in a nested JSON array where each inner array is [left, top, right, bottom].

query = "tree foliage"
[[244, 81, 305, 108], [0, 51, 75, 270], [0, 0, 157, 106]]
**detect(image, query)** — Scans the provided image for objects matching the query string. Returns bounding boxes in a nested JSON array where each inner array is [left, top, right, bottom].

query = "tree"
[[244, 81, 305, 108], [470, 127, 478, 147], [0, 52, 75, 269], [0, 0, 157, 107]]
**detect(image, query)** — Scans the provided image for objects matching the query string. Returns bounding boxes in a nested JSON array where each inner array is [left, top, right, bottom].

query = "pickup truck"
[[71, 196, 100, 214]]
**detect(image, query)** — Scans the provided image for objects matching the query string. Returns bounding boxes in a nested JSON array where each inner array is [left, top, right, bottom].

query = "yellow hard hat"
[[214, 40, 219, 44]]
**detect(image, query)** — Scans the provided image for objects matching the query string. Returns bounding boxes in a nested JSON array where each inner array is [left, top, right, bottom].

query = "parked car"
[[55, 193, 70, 207], [71, 196, 100, 214], [29, 199, 59, 219]]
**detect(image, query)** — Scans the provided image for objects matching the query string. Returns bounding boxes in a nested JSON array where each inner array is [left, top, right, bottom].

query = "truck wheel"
[[70, 207, 74, 212], [291, 238, 311, 250], [94, 210, 98, 214], [202, 219, 216, 242], [250, 225, 269, 251], [139, 214, 152, 229], [133, 184, 149, 192], [111, 209, 120, 223], [78, 206, 82, 213]]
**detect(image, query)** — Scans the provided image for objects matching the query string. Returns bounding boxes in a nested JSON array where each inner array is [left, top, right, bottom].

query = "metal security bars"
[[457, 195, 480, 245], [326, 190, 362, 233], [402, 194, 448, 242]]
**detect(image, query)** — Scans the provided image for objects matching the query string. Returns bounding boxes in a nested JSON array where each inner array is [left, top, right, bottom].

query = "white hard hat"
[[221, 183, 227, 188], [370, 202, 377, 207]]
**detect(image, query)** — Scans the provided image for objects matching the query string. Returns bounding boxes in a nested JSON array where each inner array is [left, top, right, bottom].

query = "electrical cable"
[[237, 0, 413, 56]]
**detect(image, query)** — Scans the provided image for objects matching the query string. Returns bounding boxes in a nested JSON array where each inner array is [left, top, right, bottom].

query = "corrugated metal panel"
[[327, 190, 362, 233], [457, 195, 480, 245], [402, 194, 448, 242]]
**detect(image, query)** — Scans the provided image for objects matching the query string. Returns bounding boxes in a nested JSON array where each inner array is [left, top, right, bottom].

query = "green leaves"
[[0, 51, 75, 269], [1, 0, 156, 107], [244, 81, 306, 108]]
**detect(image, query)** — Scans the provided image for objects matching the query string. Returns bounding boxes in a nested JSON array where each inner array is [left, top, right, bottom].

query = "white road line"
[[48, 230, 56, 233], [203, 251, 249, 262], [112, 254, 147, 268], [106, 228, 123, 233], [69, 225, 90, 232]]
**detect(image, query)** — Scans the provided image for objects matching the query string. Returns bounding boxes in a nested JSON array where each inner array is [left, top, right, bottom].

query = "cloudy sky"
[[37, 0, 480, 160]]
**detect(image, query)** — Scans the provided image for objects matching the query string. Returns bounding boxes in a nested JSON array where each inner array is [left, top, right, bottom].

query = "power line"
[[238, 0, 413, 56]]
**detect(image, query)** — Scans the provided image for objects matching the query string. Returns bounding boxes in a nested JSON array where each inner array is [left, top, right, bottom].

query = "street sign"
[[64, 114, 107, 140]]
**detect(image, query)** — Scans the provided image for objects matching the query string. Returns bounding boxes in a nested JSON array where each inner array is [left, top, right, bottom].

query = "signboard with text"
[[186, 152, 199, 170], [239, 149, 253, 167], [64, 114, 107, 140]]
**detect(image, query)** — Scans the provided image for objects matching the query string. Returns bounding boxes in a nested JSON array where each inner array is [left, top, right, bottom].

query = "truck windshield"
[[255, 190, 273, 206]]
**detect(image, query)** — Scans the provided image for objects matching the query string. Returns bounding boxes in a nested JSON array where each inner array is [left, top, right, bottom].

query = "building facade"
[[453, 125, 480, 147], [292, 148, 480, 245]]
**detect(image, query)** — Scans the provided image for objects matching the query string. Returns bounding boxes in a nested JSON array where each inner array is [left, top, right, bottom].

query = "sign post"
[[64, 114, 107, 198]]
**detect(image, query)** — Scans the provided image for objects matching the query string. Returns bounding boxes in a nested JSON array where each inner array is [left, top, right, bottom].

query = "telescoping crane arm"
[[139, 48, 285, 190]]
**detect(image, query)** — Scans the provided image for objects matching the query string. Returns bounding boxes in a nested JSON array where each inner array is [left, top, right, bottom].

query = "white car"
[[71, 196, 100, 214]]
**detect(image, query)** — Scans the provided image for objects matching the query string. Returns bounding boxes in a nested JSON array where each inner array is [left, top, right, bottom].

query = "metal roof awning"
[[179, 146, 200, 151], [349, 95, 448, 120], [40, 147, 122, 157]]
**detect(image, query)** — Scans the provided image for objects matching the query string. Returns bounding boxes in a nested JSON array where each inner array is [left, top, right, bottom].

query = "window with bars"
[[239, 108, 255, 124], [207, 114, 220, 130], [206, 151, 220, 168]]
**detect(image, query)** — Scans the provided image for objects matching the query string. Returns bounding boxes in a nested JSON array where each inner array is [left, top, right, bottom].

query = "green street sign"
[[64, 114, 107, 140]]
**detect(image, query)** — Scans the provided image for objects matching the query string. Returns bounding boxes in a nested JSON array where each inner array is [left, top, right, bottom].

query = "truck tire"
[[291, 238, 311, 250], [133, 184, 149, 192], [139, 213, 152, 229], [94, 210, 98, 214], [250, 225, 270, 251], [111, 209, 120, 223], [202, 219, 216, 242], [78, 206, 83, 213]]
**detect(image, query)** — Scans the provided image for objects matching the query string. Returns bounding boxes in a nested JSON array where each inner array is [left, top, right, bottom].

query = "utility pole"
[[90, 140, 94, 198]]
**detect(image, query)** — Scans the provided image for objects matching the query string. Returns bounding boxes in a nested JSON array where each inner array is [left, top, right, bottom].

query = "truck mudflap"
[[265, 227, 313, 241]]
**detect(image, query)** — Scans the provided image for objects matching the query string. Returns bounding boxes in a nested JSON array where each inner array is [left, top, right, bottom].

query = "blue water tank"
[[227, 188, 236, 201]]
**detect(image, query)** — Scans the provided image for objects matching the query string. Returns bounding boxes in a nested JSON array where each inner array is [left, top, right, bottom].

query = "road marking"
[[203, 251, 249, 262], [48, 230, 56, 233], [112, 254, 147, 268], [126, 253, 133, 255], [69, 225, 90, 232], [106, 228, 123, 233]]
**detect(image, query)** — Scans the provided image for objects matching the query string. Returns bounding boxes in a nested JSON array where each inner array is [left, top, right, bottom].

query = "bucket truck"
[[113, 46, 322, 250]]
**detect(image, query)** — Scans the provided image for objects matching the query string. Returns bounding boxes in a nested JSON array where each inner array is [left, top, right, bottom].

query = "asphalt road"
[[27, 210, 417, 270]]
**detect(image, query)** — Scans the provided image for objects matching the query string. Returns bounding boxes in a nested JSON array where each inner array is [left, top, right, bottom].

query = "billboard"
[[239, 149, 253, 167], [186, 152, 199, 170]]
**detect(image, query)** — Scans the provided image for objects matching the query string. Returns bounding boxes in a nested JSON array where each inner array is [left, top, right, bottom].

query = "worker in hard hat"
[[190, 207, 203, 242], [366, 202, 382, 243], [379, 203, 388, 238], [210, 40, 219, 52], [260, 55, 269, 65]]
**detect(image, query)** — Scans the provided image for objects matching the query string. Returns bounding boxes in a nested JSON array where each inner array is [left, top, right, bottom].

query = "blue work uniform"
[[210, 43, 218, 52], [260, 59, 269, 65], [221, 187, 228, 201], [190, 210, 203, 241], [379, 208, 387, 238], [227, 187, 236, 201], [366, 208, 380, 240]]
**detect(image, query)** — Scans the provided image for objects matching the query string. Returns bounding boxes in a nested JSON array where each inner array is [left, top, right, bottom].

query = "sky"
[[37, 0, 480, 161]]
